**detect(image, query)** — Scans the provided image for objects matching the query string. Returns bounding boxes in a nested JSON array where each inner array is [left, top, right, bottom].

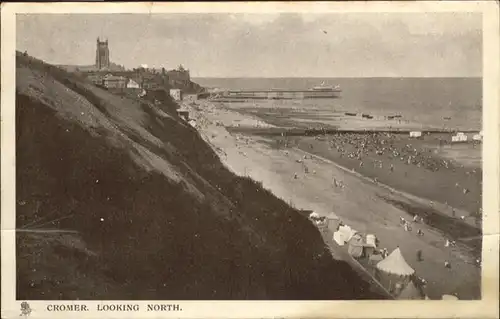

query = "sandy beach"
[[183, 96, 481, 300]]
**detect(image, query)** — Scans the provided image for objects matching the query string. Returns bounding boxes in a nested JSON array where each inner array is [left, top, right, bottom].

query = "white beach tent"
[[366, 234, 377, 248], [376, 247, 415, 276], [309, 212, 320, 219], [333, 231, 346, 246], [452, 132, 468, 143], [333, 225, 356, 246], [472, 134, 482, 141]]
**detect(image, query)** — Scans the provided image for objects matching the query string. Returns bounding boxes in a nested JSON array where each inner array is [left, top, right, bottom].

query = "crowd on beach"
[[280, 131, 479, 211], [324, 132, 467, 174]]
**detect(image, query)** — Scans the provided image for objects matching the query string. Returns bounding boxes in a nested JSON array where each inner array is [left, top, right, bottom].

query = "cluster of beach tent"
[[409, 130, 482, 143], [308, 211, 460, 300], [452, 132, 468, 143], [409, 131, 423, 138]]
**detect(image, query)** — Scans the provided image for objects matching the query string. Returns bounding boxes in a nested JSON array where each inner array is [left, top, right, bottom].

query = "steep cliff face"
[[15, 52, 385, 300]]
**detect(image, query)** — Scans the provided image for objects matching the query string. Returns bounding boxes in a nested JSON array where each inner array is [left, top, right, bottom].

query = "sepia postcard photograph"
[[1, 2, 499, 319]]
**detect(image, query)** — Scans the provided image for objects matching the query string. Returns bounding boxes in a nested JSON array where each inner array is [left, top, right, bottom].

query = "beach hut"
[[452, 132, 468, 143], [177, 107, 190, 121], [170, 88, 183, 101], [375, 247, 415, 293], [323, 212, 342, 233], [363, 234, 378, 258], [347, 233, 365, 258], [409, 131, 422, 138], [366, 234, 377, 248], [472, 134, 482, 141]]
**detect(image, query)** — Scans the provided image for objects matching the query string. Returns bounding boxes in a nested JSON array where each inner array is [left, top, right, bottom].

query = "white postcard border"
[[1, 2, 499, 319]]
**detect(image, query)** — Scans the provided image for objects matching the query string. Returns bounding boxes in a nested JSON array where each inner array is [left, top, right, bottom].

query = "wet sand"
[[184, 97, 481, 300], [225, 101, 480, 132]]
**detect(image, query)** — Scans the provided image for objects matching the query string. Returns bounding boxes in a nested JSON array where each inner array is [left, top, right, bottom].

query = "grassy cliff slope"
[[15, 52, 385, 300]]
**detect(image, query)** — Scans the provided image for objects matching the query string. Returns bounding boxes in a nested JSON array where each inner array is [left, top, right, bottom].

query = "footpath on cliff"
[[184, 95, 481, 300]]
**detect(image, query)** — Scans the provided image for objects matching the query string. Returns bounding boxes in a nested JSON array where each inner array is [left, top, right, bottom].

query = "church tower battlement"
[[95, 37, 110, 70]]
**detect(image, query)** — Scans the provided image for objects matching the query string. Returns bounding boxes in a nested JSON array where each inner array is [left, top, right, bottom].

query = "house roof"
[[104, 74, 126, 80], [376, 247, 415, 276]]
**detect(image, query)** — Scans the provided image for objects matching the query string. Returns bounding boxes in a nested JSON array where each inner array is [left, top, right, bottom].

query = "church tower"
[[95, 37, 110, 70]]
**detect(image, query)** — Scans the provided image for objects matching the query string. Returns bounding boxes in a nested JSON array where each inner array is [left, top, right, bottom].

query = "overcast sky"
[[16, 13, 482, 77]]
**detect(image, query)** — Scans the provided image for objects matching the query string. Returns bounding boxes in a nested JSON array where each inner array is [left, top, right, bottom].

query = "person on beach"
[[417, 250, 423, 261], [404, 223, 411, 232], [417, 229, 424, 236], [444, 261, 451, 269], [400, 217, 406, 225], [419, 277, 427, 287]]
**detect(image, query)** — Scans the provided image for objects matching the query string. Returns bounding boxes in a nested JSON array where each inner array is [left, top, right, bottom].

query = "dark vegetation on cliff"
[[15, 52, 385, 300]]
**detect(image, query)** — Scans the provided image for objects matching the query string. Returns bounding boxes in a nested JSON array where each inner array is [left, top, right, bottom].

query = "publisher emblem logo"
[[20, 301, 32, 317]]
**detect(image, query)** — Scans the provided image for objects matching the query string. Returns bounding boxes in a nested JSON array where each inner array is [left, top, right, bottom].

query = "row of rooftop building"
[[85, 64, 191, 91]]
